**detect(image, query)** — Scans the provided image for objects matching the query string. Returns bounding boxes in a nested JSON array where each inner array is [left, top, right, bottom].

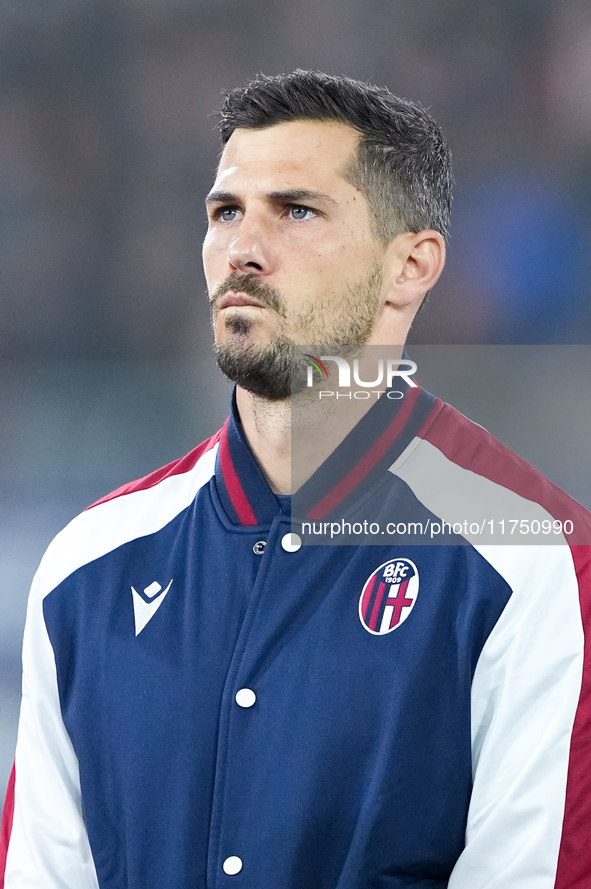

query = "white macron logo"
[[131, 579, 173, 636]]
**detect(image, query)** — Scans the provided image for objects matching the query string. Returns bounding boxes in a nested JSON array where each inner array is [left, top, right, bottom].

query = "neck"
[[236, 387, 292, 494], [235, 375, 384, 495]]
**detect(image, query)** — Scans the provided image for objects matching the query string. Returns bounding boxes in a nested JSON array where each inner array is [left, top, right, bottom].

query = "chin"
[[219, 311, 279, 345], [214, 335, 298, 401]]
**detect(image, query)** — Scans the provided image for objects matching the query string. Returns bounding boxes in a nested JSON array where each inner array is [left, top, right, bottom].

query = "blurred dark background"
[[1, 0, 591, 790]]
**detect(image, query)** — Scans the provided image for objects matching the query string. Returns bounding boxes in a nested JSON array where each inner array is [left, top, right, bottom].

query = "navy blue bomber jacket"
[[2, 386, 591, 889]]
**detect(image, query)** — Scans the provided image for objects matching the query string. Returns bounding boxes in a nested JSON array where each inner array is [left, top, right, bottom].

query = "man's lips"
[[217, 292, 267, 310]]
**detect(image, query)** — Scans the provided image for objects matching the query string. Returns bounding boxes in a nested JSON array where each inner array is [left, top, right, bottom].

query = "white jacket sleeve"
[[449, 544, 589, 889], [1, 567, 99, 888]]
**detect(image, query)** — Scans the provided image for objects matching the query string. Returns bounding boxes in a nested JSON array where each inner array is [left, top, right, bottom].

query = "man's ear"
[[381, 230, 446, 311]]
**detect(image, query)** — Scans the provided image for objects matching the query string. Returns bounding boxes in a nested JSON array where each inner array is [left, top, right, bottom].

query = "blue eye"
[[289, 205, 312, 220], [219, 207, 238, 222]]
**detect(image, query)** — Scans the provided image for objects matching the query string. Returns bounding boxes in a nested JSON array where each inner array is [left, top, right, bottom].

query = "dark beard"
[[215, 335, 297, 401], [211, 266, 382, 400], [211, 271, 295, 400]]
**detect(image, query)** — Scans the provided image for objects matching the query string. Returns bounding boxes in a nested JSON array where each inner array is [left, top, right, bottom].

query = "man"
[[1, 71, 590, 888]]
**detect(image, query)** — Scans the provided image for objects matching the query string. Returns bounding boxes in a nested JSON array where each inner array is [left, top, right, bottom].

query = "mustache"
[[210, 272, 287, 317]]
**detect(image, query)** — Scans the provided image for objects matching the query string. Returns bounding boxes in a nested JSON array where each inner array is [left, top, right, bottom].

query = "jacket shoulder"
[[392, 400, 591, 546], [86, 428, 222, 510], [36, 428, 223, 598]]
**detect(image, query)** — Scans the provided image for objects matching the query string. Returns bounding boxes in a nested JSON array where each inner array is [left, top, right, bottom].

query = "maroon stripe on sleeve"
[[422, 402, 591, 884], [420, 404, 591, 543], [554, 546, 591, 888], [0, 763, 15, 889], [419, 404, 533, 492]]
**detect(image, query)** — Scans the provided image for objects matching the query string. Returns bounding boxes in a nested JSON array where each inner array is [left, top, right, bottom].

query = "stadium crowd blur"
[[1, 0, 591, 790]]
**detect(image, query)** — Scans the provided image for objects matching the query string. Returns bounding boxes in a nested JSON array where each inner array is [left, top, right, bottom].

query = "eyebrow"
[[205, 191, 238, 205], [205, 189, 338, 206], [269, 189, 338, 205]]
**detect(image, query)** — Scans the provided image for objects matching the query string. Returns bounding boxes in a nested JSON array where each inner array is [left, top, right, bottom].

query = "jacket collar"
[[214, 386, 441, 527], [214, 391, 284, 527]]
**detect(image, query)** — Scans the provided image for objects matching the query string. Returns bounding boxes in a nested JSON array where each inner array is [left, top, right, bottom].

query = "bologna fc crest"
[[359, 558, 419, 635]]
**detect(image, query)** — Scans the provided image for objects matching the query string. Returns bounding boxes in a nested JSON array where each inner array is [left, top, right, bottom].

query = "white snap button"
[[223, 856, 243, 875], [281, 532, 301, 552], [235, 688, 256, 708]]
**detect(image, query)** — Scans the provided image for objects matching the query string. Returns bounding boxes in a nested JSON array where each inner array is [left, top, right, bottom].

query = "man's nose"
[[227, 218, 273, 275]]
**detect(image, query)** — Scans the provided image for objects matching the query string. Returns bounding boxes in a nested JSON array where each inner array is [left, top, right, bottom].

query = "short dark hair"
[[217, 70, 453, 243]]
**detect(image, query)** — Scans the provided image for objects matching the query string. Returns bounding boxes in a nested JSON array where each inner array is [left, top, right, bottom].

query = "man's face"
[[202, 120, 387, 399]]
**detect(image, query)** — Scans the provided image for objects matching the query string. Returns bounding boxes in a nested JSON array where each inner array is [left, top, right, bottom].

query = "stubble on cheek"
[[290, 264, 383, 346]]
